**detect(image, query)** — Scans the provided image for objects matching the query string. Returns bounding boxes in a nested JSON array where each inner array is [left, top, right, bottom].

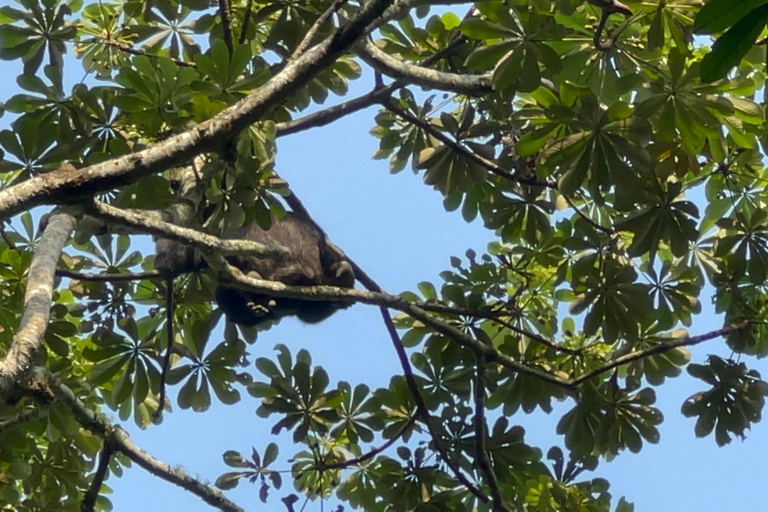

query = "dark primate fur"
[[155, 214, 355, 326]]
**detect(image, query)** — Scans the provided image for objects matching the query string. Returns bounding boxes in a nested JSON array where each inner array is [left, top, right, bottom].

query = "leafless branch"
[[218, 0, 235, 55], [56, 269, 161, 282], [81, 443, 115, 512], [277, 34, 468, 137], [358, 38, 493, 95], [87, 200, 288, 259], [0, 209, 77, 399], [239, 0, 254, 45], [276, 85, 395, 137], [473, 359, 511, 512], [379, 306, 489, 502]]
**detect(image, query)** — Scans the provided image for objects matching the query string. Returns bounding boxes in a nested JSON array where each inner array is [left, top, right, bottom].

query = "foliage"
[[0, 0, 768, 510]]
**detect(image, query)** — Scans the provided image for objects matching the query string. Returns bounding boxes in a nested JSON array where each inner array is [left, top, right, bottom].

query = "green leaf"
[[700, 4, 768, 82], [693, 0, 768, 34]]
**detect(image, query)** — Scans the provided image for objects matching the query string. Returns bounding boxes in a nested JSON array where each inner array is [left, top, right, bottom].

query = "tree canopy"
[[0, 0, 767, 510]]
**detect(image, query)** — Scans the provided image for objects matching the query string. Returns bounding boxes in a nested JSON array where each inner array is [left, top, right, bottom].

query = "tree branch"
[[87, 200, 288, 259], [81, 443, 114, 512], [318, 415, 418, 470], [218, 0, 235, 56], [415, 302, 581, 355], [239, 0, 254, 45], [383, 98, 555, 188], [563, 194, 615, 235], [282, 190, 486, 500], [0, 405, 49, 435], [571, 321, 751, 385], [34, 369, 245, 512], [84, 37, 197, 67], [56, 269, 161, 282], [473, 358, 511, 512], [358, 38, 493, 95], [0, 0, 399, 223], [291, 0, 348, 59], [0, 209, 77, 400], [276, 33, 468, 138], [379, 306, 488, 502], [276, 85, 395, 137]]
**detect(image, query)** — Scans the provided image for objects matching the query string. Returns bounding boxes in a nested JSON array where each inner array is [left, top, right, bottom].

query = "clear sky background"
[[1, 3, 768, 511]]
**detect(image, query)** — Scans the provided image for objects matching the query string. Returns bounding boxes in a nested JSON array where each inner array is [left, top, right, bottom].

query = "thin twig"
[[0, 225, 18, 251], [473, 358, 511, 512], [414, 301, 581, 355], [0, 405, 49, 435], [563, 194, 615, 235], [319, 415, 418, 470], [380, 307, 489, 503], [90, 38, 196, 67], [291, 0, 349, 59], [283, 189, 488, 502], [383, 98, 555, 189], [571, 320, 750, 385]]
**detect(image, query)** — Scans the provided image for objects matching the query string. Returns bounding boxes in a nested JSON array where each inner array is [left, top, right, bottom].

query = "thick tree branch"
[[276, 85, 396, 136], [0, 0, 398, 223], [0, 209, 77, 400], [358, 38, 493, 95], [87, 200, 288, 259], [56, 269, 161, 282], [34, 369, 245, 512]]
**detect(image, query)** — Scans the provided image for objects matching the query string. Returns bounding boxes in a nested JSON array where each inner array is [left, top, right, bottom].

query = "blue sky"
[[1, 3, 768, 511]]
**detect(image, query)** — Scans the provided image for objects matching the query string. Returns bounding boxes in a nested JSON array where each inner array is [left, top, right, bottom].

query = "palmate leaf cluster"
[[1, 0, 768, 511]]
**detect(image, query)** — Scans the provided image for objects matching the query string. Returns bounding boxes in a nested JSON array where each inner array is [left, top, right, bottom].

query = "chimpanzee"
[[154, 213, 355, 326]]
